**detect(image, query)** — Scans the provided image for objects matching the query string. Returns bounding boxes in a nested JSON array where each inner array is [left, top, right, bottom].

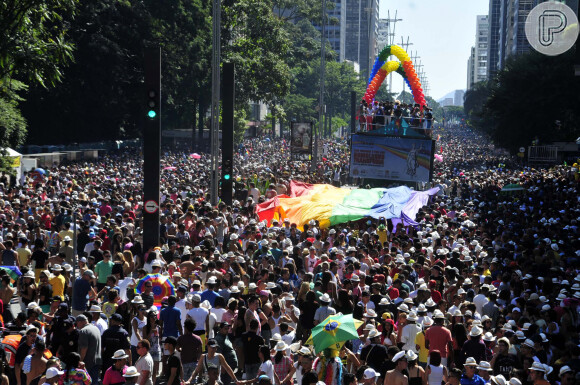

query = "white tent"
[[1, 148, 23, 185]]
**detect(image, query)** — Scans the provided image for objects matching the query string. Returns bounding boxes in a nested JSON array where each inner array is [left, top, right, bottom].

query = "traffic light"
[[147, 89, 158, 119], [222, 158, 232, 181]]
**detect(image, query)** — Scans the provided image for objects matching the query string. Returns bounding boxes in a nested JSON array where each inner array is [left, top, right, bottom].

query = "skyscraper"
[[467, 15, 489, 89], [344, 0, 379, 80], [487, 0, 501, 79], [313, 0, 347, 61]]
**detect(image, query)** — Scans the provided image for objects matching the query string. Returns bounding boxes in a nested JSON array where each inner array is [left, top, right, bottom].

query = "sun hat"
[[368, 329, 381, 339], [364, 309, 377, 318], [298, 346, 311, 356], [275, 341, 288, 352], [123, 366, 140, 377], [52, 264, 63, 271], [405, 350, 418, 361], [490, 375, 507, 385], [559, 365, 573, 377], [407, 312, 418, 322], [509, 379, 522, 385], [477, 361, 493, 371], [530, 362, 546, 372], [483, 332, 496, 342], [363, 324, 376, 331], [46, 367, 65, 379], [469, 326, 482, 337], [392, 351, 406, 362], [464, 357, 478, 367], [433, 309, 445, 319], [320, 293, 331, 303], [89, 304, 102, 313], [422, 317, 433, 327], [131, 295, 144, 304], [522, 339, 534, 348], [112, 349, 129, 360], [363, 368, 379, 379]]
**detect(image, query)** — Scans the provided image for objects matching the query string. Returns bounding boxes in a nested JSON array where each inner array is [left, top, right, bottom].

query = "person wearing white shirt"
[[400, 312, 421, 352], [473, 285, 490, 315]]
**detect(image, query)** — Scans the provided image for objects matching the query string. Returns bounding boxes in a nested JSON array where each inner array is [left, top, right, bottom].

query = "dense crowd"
[[0, 124, 578, 385]]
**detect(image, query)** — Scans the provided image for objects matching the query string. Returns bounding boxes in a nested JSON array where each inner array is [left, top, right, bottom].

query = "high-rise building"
[[454, 90, 465, 107], [344, 0, 379, 80], [467, 15, 488, 89], [313, 0, 347, 61], [487, 0, 501, 79], [467, 46, 475, 90]]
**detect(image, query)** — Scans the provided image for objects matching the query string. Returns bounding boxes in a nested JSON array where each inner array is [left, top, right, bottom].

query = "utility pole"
[[312, 0, 326, 173], [210, 0, 221, 206], [385, 10, 402, 97]]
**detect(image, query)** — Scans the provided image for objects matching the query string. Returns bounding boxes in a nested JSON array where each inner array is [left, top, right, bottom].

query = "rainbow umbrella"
[[134, 273, 175, 307]]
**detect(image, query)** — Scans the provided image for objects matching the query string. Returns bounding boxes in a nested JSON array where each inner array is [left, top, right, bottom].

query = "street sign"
[[519, 147, 526, 153], [144, 200, 159, 214]]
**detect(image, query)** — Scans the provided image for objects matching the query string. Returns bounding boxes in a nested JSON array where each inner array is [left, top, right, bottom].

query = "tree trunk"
[[328, 110, 332, 138], [272, 113, 276, 138], [198, 99, 205, 151], [192, 99, 198, 152]]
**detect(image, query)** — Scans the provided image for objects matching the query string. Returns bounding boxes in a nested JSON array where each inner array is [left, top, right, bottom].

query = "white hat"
[[464, 357, 478, 367], [46, 367, 65, 379], [559, 365, 573, 377], [407, 312, 418, 322], [320, 293, 331, 303], [89, 304, 102, 313], [392, 351, 406, 362], [23, 271, 35, 279], [405, 350, 418, 361], [200, 300, 212, 310], [191, 294, 202, 302], [266, 282, 277, 289], [249, 283, 257, 290], [275, 341, 288, 352], [271, 333, 282, 342], [298, 346, 311, 355], [26, 301, 39, 309], [469, 326, 482, 337], [477, 361, 493, 371], [509, 379, 522, 385], [364, 309, 377, 318], [522, 339, 535, 348], [363, 368, 379, 380], [123, 366, 140, 377], [483, 332, 495, 342], [522, 322, 531, 331], [368, 329, 381, 339], [206, 277, 217, 285], [112, 349, 129, 360], [131, 296, 144, 304], [230, 286, 240, 294], [351, 274, 360, 282], [490, 375, 507, 385], [398, 304, 409, 313], [433, 309, 445, 319], [422, 317, 433, 327], [530, 362, 546, 372], [379, 298, 390, 305], [52, 264, 63, 271], [363, 324, 376, 331]]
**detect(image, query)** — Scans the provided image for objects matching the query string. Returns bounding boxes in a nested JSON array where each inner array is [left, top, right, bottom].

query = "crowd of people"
[[357, 100, 433, 133], [0, 124, 578, 385]]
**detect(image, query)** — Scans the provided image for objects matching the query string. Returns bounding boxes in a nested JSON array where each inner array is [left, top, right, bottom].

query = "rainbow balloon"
[[135, 273, 176, 308], [364, 45, 426, 108]]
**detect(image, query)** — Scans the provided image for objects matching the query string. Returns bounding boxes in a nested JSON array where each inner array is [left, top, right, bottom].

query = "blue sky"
[[379, 0, 489, 100]]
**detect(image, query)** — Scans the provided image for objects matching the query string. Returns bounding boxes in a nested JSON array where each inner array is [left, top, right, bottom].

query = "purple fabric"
[[392, 187, 439, 227]]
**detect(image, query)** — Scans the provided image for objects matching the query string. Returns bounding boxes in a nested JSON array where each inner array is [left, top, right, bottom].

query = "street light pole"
[[210, 0, 221, 206], [312, 0, 326, 173]]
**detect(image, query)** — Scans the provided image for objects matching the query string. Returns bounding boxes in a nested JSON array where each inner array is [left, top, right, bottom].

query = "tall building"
[[377, 18, 390, 53], [467, 15, 488, 89], [344, 0, 379, 80], [487, 0, 501, 79], [313, 0, 347, 61], [467, 46, 475, 90], [454, 90, 465, 107]]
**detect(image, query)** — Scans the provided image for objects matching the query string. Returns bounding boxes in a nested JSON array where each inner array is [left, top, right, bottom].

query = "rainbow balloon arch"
[[364, 45, 426, 109]]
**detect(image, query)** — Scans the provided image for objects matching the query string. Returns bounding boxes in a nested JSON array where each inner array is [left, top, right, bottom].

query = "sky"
[[378, 0, 489, 100]]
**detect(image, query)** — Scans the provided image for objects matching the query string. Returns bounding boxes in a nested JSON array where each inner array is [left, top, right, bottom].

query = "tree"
[[0, 0, 77, 88], [484, 51, 580, 151]]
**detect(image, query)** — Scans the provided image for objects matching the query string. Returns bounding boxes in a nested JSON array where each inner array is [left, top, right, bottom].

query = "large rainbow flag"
[[256, 181, 438, 228]]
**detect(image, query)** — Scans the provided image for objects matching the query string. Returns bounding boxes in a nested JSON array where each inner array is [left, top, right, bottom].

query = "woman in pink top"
[[102, 350, 129, 385]]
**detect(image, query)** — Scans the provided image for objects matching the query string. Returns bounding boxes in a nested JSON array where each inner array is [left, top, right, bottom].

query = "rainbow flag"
[[0, 266, 21, 281], [256, 181, 438, 228]]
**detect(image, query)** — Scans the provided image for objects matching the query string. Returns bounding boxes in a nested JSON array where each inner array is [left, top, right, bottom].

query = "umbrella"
[[434, 154, 443, 162], [163, 166, 177, 171], [134, 273, 175, 307], [501, 183, 524, 192], [306, 314, 363, 353], [35, 168, 46, 175], [0, 266, 21, 281], [190, 153, 201, 159]]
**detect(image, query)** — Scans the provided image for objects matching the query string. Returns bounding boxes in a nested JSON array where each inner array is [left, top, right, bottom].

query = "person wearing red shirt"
[[425, 310, 453, 367], [429, 280, 442, 303]]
